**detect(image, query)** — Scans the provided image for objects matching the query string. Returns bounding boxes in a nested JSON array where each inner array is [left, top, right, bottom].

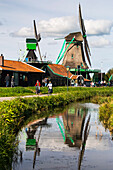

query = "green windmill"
[[25, 20, 42, 63]]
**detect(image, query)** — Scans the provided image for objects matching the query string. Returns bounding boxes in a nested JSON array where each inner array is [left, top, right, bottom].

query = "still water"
[[13, 103, 113, 170]]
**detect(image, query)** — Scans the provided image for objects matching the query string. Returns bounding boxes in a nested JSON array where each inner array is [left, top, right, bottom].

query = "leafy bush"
[[99, 103, 113, 131]]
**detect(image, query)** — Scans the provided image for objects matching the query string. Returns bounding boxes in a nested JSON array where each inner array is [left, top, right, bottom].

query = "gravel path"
[[0, 94, 56, 102]]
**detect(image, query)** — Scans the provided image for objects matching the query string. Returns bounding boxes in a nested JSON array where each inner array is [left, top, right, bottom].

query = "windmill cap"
[[65, 32, 83, 42], [26, 38, 37, 43]]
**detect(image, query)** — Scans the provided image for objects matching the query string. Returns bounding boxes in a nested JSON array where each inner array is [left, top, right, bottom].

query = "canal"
[[12, 102, 113, 170]]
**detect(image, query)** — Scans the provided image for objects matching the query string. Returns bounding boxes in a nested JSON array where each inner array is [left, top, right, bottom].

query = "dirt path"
[[0, 94, 56, 102]]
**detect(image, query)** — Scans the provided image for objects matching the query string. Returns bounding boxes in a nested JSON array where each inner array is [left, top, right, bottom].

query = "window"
[[29, 57, 32, 62], [71, 54, 73, 59]]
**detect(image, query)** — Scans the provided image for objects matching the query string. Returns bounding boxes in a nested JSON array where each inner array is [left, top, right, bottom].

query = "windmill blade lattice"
[[79, 4, 91, 66], [33, 20, 42, 62], [84, 39, 91, 66], [33, 20, 41, 42]]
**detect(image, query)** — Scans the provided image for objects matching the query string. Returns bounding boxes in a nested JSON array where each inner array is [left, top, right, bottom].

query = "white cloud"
[[10, 16, 79, 38], [10, 27, 33, 37], [10, 17, 113, 40], [90, 37, 111, 48], [85, 20, 113, 36], [38, 16, 79, 37]]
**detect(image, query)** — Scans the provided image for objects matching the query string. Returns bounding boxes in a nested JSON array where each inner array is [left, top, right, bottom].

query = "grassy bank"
[[1, 87, 113, 169], [89, 93, 113, 132], [1, 86, 113, 97], [0, 86, 34, 97], [99, 95, 113, 132]]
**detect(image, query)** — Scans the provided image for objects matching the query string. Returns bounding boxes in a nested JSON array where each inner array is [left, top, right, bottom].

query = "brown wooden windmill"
[[56, 4, 91, 70]]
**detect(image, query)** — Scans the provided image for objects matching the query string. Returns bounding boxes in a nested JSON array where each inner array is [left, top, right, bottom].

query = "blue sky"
[[0, 0, 113, 73]]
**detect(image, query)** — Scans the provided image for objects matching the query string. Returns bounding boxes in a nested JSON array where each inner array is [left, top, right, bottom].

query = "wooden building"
[[42, 64, 91, 87], [0, 55, 45, 87], [42, 64, 72, 86]]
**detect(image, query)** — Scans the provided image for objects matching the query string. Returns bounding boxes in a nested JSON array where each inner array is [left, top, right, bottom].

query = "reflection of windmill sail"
[[56, 117, 75, 145], [79, 3, 91, 67], [78, 115, 91, 170], [33, 126, 42, 169], [57, 105, 88, 148], [64, 110, 86, 147]]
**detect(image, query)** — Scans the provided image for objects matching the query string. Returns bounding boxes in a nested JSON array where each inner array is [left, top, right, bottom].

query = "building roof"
[[0, 59, 45, 73], [71, 75, 91, 81], [84, 78, 91, 82], [47, 64, 73, 78], [47, 64, 91, 82], [70, 75, 79, 79]]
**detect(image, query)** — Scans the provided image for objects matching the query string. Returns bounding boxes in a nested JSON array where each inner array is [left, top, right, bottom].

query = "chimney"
[[0, 54, 4, 66]]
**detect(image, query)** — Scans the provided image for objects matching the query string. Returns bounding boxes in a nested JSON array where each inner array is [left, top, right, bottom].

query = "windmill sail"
[[79, 4, 91, 66], [33, 20, 41, 42], [81, 43, 86, 64], [84, 40, 91, 66], [33, 20, 42, 62]]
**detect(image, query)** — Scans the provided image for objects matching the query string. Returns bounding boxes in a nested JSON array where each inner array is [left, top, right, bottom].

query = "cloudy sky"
[[0, 0, 113, 72]]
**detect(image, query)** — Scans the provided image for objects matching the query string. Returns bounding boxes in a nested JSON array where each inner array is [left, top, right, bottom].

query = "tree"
[[105, 68, 113, 82]]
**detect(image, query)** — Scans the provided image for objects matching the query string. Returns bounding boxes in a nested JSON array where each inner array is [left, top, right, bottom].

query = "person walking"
[[11, 76, 15, 87], [47, 81, 53, 95], [35, 80, 41, 95], [44, 78, 48, 86], [5, 74, 10, 87]]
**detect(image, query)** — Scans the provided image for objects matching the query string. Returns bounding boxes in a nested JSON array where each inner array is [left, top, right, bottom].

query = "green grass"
[[0, 87, 34, 97], [1, 86, 113, 97]]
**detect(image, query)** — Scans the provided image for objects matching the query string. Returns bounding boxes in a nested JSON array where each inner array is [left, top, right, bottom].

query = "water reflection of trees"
[[56, 104, 90, 170]]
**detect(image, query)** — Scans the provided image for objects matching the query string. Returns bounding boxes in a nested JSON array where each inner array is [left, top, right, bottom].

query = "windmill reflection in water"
[[25, 117, 49, 169], [56, 104, 90, 170], [17, 105, 90, 170]]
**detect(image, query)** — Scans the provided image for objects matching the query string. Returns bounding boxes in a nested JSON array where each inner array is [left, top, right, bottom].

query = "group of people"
[[5, 74, 15, 87], [5, 74, 52, 94], [35, 80, 52, 95]]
